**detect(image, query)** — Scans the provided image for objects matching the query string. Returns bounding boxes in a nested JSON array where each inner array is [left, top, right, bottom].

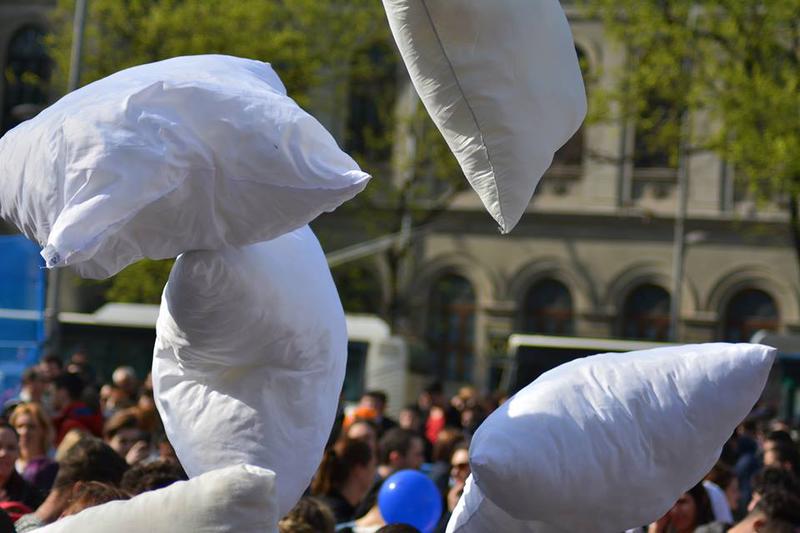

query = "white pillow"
[[153, 225, 347, 517], [36, 464, 278, 533], [382, 0, 586, 233], [469, 343, 775, 532], [447, 475, 563, 533], [0, 54, 370, 279]]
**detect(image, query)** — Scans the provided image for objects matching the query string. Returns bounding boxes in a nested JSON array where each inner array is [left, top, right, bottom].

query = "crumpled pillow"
[[0, 54, 370, 279], [36, 464, 278, 533], [153, 225, 347, 517], [382, 0, 586, 233], [467, 343, 775, 532]]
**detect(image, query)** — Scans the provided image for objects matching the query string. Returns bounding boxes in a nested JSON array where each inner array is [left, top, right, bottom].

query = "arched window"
[[723, 289, 779, 342], [621, 284, 670, 341], [332, 264, 382, 315], [3, 26, 50, 134], [553, 47, 588, 167], [426, 274, 475, 382], [521, 278, 574, 335]]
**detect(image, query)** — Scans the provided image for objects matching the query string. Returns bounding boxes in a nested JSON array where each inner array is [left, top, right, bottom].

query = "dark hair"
[[765, 442, 800, 475], [424, 382, 443, 395], [752, 467, 800, 496], [21, 368, 41, 384], [363, 390, 388, 407], [431, 429, 464, 463], [103, 409, 141, 441], [62, 481, 130, 516], [53, 373, 85, 401], [704, 461, 735, 490], [120, 459, 188, 495], [752, 489, 800, 529], [379, 428, 418, 465], [766, 430, 794, 445], [686, 482, 715, 527], [311, 438, 372, 496], [278, 497, 335, 533], [53, 437, 129, 491], [0, 507, 15, 533], [0, 423, 19, 441], [42, 354, 63, 369], [375, 525, 421, 533]]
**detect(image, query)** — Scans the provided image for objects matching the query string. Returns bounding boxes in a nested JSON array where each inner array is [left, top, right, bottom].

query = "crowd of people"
[[1, 352, 799, 532]]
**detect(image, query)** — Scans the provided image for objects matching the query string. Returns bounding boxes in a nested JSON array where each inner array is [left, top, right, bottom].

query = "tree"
[[583, 0, 800, 262], [46, 0, 392, 303], [49, 0, 464, 327]]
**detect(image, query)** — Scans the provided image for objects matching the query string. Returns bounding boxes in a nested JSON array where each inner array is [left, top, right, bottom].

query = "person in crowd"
[[17, 369, 45, 406], [59, 481, 130, 518], [51, 373, 103, 445], [112, 367, 139, 406], [747, 467, 800, 513], [699, 489, 800, 533], [120, 459, 187, 495], [0, 508, 14, 533], [154, 432, 179, 463], [310, 438, 375, 525], [398, 405, 432, 462], [355, 428, 426, 519], [647, 482, 718, 533], [10, 403, 58, 493], [761, 439, 800, 477], [703, 461, 737, 524], [358, 391, 397, 436], [347, 420, 379, 457], [37, 355, 63, 383], [278, 497, 336, 533], [447, 442, 470, 514], [103, 409, 150, 466], [428, 429, 464, 498], [375, 525, 421, 533], [15, 435, 128, 532], [0, 424, 43, 512]]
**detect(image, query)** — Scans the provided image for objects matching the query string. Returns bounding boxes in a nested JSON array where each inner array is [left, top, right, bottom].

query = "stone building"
[[1, 1, 797, 391]]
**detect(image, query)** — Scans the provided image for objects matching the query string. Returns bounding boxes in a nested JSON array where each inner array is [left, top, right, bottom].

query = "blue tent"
[[0, 235, 45, 402]]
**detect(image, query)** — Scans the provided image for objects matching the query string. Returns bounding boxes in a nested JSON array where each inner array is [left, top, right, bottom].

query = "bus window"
[[342, 340, 369, 402], [512, 346, 603, 393]]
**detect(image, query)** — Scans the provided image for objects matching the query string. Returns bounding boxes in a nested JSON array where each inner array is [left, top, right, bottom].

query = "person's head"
[[420, 382, 444, 410], [10, 402, 53, 459], [379, 428, 425, 472], [103, 409, 144, 460], [52, 436, 128, 495], [60, 481, 130, 518], [762, 440, 799, 475], [39, 354, 63, 381], [666, 483, 714, 533], [749, 467, 800, 513], [278, 497, 335, 533], [705, 461, 739, 514], [311, 438, 375, 499], [398, 406, 422, 433], [375, 525, 421, 533], [346, 419, 378, 455], [360, 391, 389, 416], [431, 428, 464, 463], [20, 368, 44, 400], [52, 372, 85, 411], [731, 489, 800, 533], [450, 443, 470, 485], [120, 459, 187, 495], [112, 366, 138, 391], [0, 425, 19, 484]]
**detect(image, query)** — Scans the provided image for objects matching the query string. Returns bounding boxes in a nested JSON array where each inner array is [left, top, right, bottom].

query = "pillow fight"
[[0, 0, 797, 531]]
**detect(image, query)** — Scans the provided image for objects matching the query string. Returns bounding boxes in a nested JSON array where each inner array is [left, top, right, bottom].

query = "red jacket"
[[53, 402, 103, 445]]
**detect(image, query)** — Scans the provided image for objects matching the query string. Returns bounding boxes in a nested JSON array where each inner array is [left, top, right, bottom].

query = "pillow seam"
[[419, 0, 506, 230]]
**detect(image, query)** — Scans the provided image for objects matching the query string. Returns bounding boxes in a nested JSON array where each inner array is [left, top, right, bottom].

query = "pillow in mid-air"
[[0, 54, 370, 279], [382, 0, 586, 233], [467, 343, 775, 532], [153, 225, 347, 517]]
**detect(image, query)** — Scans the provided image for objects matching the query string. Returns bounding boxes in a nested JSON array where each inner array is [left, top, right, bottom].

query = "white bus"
[[498, 333, 675, 394], [59, 304, 408, 415]]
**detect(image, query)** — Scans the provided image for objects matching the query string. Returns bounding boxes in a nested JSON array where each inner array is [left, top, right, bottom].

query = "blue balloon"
[[378, 469, 443, 533]]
